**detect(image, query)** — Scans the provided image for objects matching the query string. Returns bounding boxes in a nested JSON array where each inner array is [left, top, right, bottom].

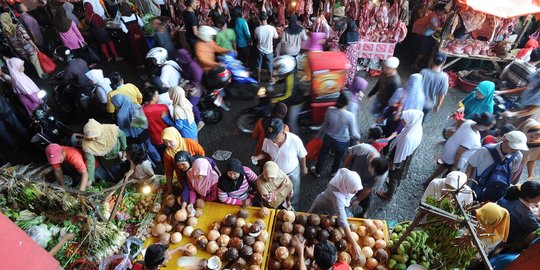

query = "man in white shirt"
[[252, 118, 308, 209], [254, 11, 278, 82], [424, 112, 495, 184], [422, 171, 474, 206]]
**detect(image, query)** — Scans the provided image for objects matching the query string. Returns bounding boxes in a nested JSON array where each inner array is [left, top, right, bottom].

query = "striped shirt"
[[218, 166, 258, 205], [501, 60, 536, 89]]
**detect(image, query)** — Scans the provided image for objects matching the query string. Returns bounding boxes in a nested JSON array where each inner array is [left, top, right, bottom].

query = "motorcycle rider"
[[145, 47, 181, 113], [194, 25, 231, 71], [270, 55, 303, 134], [54, 46, 93, 93]]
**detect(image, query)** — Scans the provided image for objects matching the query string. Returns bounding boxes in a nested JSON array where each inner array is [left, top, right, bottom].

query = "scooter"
[[50, 70, 93, 116], [218, 52, 259, 101]]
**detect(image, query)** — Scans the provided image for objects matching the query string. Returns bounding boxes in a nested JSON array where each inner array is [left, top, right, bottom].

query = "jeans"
[[287, 103, 302, 135], [256, 51, 273, 72], [287, 165, 301, 210], [315, 134, 348, 175], [238, 46, 250, 68], [188, 96, 202, 123]]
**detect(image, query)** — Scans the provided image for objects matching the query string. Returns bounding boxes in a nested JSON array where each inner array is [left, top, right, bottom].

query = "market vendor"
[[82, 119, 128, 183], [308, 168, 364, 262], [422, 171, 474, 206], [187, 158, 219, 203], [125, 144, 154, 182], [256, 161, 293, 209], [161, 127, 205, 195], [45, 143, 89, 191], [292, 238, 350, 270], [133, 243, 196, 270], [217, 158, 258, 206], [457, 81, 495, 119], [497, 181, 540, 252], [367, 57, 401, 117], [475, 202, 511, 255]]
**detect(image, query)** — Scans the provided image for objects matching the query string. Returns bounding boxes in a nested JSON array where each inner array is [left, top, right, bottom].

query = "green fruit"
[[402, 241, 411, 251], [394, 225, 403, 233], [393, 263, 407, 270], [391, 232, 399, 240], [420, 261, 430, 269], [410, 260, 417, 265], [388, 240, 394, 248], [388, 259, 397, 269], [411, 254, 418, 260], [393, 254, 408, 264], [397, 244, 406, 255]]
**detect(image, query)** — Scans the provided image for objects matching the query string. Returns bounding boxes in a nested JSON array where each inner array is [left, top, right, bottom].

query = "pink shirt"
[[59, 22, 85, 50]]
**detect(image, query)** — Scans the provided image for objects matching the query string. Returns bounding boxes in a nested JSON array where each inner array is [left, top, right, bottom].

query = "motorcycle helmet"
[[146, 47, 168, 65], [204, 65, 231, 90], [197, 25, 217, 42], [273, 55, 296, 77], [53, 46, 74, 62]]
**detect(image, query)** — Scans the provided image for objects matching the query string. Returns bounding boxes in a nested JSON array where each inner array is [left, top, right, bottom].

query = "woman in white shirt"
[[422, 171, 474, 206]]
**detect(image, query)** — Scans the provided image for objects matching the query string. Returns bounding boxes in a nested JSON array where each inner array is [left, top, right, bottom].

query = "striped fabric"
[[218, 166, 258, 205]]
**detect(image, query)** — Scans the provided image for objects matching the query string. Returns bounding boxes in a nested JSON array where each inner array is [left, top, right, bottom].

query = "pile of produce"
[[269, 211, 389, 269], [425, 195, 478, 269], [388, 222, 432, 270]]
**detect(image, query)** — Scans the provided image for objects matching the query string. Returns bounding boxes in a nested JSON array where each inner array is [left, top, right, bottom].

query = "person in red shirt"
[[45, 143, 89, 191], [142, 87, 169, 156]]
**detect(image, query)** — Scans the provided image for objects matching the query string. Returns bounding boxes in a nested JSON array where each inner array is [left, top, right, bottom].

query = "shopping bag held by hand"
[[306, 137, 323, 161], [37, 51, 56, 74]]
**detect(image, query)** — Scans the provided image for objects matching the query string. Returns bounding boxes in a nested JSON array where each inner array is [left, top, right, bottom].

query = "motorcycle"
[[50, 70, 93, 116], [197, 65, 233, 124], [217, 52, 259, 100], [30, 91, 83, 149]]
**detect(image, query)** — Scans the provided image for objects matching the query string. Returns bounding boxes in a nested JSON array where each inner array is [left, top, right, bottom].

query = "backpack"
[[412, 13, 438, 35], [470, 144, 518, 202]]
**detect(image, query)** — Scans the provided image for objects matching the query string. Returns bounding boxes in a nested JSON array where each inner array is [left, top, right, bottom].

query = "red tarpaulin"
[[0, 212, 61, 270], [458, 0, 540, 18]]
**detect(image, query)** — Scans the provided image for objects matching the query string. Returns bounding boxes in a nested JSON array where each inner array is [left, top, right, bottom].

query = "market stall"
[[437, 0, 540, 71]]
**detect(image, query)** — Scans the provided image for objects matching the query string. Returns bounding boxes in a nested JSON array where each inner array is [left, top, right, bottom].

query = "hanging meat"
[[358, 1, 372, 37], [387, 2, 399, 29], [297, 0, 305, 15], [374, 2, 389, 32], [313, 14, 333, 37], [305, 0, 313, 16], [277, 0, 286, 26]]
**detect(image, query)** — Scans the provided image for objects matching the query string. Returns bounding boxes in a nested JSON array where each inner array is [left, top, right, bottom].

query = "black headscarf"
[[218, 158, 245, 192], [120, 2, 134, 17], [285, 14, 303, 35], [54, 7, 73, 33], [174, 151, 193, 168], [339, 20, 359, 45]]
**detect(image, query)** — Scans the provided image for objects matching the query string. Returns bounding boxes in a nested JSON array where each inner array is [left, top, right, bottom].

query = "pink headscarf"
[[187, 158, 219, 197], [7, 58, 40, 95]]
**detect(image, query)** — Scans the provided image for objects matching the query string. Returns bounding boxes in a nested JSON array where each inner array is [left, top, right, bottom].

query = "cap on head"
[[264, 118, 285, 140], [45, 144, 63, 165], [504, 131, 528, 151], [383, 57, 400, 69]]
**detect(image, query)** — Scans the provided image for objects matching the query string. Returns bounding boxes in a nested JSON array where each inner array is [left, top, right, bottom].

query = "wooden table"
[[440, 50, 514, 72]]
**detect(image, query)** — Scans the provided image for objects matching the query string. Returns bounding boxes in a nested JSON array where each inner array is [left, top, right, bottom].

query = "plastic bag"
[[27, 224, 52, 248], [306, 137, 323, 161], [37, 50, 56, 74]]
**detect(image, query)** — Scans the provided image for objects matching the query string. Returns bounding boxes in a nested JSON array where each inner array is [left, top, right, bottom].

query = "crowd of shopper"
[[0, 1, 539, 269]]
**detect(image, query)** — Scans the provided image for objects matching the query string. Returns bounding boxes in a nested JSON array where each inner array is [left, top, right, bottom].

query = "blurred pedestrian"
[[6, 57, 43, 116]]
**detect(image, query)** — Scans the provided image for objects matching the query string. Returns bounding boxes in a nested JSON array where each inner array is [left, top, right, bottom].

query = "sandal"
[[310, 166, 321, 178], [376, 190, 392, 201]]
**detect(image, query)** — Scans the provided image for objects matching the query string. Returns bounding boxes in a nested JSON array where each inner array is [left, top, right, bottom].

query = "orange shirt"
[[164, 138, 205, 181], [195, 40, 229, 71], [51, 146, 87, 174]]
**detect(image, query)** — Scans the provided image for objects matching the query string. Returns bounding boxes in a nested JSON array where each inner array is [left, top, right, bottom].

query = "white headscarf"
[[392, 110, 423, 164], [85, 69, 112, 92], [444, 171, 467, 190], [329, 168, 363, 207]]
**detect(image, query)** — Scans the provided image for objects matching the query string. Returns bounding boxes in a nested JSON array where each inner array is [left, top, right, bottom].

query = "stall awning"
[[459, 0, 540, 18], [0, 213, 61, 270]]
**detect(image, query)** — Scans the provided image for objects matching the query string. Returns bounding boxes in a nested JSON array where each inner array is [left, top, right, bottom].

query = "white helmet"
[[146, 47, 168, 65], [273, 55, 296, 77], [197, 25, 217, 42]]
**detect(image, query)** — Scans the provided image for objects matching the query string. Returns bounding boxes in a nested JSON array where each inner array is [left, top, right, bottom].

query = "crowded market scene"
[[1, 0, 540, 268]]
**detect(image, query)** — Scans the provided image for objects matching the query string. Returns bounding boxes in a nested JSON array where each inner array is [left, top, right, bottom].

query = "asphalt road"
[[17, 53, 540, 223]]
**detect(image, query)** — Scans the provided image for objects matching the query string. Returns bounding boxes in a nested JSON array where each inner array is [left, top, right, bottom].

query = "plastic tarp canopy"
[[0, 212, 61, 270], [459, 0, 540, 18]]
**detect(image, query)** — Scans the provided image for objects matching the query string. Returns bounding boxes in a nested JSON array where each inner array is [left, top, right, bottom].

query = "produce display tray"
[[143, 202, 276, 269], [266, 211, 391, 268]]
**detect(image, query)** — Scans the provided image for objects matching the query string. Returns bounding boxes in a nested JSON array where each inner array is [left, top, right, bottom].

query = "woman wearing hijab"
[[85, 69, 112, 106], [173, 151, 195, 202], [82, 119, 127, 183], [458, 81, 495, 119], [388, 73, 425, 111], [14, 3, 44, 48], [475, 203, 511, 254], [345, 76, 369, 119], [162, 86, 198, 140], [63, 3, 81, 27], [187, 158, 219, 203], [497, 181, 540, 251], [6, 57, 43, 116], [161, 127, 205, 194], [519, 119, 540, 178], [177, 49, 204, 127], [421, 171, 474, 206], [340, 20, 360, 86], [110, 94, 161, 164], [84, 3, 121, 62], [256, 161, 293, 209], [54, 7, 85, 51], [0, 13, 45, 78], [309, 168, 364, 262], [277, 14, 308, 57], [83, 0, 106, 19], [377, 110, 424, 200], [218, 158, 258, 205], [119, 2, 147, 68]]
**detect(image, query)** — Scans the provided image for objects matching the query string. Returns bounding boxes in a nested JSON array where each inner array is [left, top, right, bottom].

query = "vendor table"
[[440, 50, 514, 72], [143, 202, 276, 269], [356, 41, 396, 60]]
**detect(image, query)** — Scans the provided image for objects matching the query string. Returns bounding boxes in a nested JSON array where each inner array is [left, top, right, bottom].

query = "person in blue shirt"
[[162, 86, 198, 140], [497, 181, 540, 252], [231, 6, 251, 66], [412, 4, 445, 70]]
